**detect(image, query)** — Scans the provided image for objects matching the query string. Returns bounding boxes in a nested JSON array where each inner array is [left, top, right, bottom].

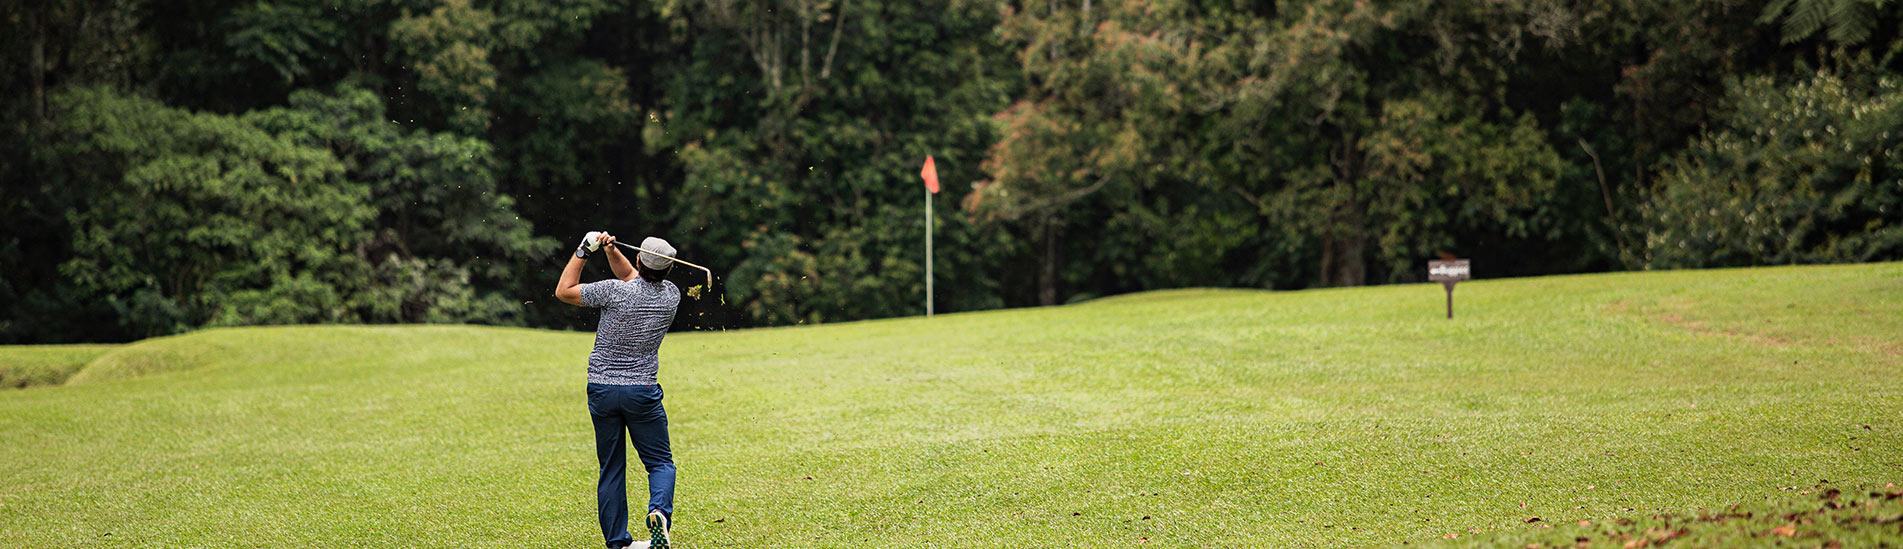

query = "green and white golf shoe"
[[646, 510, 671, 549]]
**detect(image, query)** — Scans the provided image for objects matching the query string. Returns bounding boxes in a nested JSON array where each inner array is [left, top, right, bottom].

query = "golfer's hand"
[[577, 231, 604, 257], [598, 233, 618, 249]]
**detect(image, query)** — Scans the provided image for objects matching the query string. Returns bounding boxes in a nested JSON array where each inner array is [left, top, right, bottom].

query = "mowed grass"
[[0, 344, 118, 388], [1, 263, 1899, 547]]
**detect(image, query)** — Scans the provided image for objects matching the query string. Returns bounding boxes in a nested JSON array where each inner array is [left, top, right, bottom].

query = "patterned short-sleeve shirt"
[[578, 278, 680, 385]]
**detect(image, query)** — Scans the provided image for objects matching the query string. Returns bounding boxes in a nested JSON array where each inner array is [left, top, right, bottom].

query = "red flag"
[[921, 155, 940, 194]]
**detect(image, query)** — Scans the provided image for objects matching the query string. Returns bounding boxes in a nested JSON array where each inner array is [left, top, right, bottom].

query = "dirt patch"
[[1499, 482, 1903, 548], [1607, 299, 1794, 348], [1854, 338, 1903, 358]]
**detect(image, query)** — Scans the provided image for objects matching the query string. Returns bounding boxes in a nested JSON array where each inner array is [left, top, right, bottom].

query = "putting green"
[[2, 263, 1899, 546]]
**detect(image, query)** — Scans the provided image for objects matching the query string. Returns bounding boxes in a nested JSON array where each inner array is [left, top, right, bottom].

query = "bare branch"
[[995, 176, 1113, 220], [800, 0, 812, 90], [819, 0, 848, 80], [1579, 138, 1628, 257]]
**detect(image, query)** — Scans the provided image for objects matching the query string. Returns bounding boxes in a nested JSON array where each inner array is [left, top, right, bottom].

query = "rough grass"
[[0, 344, 118, 389], [0, 263, 1898, 547]]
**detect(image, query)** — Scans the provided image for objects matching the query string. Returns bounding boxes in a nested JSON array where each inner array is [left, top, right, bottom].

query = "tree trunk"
[[799, 0, 811, 90], [30, 6, 47, 130], [1039, 216, 1061, 306], [1318, 128, 1368, 287], [1326, 232, 1366, 286], [1318, 199, 1367, 287]]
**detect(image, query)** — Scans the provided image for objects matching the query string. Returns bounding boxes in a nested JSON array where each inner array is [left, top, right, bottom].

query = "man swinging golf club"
[[556, 231, 681, 549]]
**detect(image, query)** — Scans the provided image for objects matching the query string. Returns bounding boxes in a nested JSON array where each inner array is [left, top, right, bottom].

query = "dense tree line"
[[2, 0, 1899, 343]]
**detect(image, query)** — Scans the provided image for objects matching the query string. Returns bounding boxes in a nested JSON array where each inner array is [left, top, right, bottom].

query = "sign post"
[[1427, 259, 1471, 319]]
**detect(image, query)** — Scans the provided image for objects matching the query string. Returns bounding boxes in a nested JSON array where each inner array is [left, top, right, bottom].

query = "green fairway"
[[2, 263, 1899, 547]]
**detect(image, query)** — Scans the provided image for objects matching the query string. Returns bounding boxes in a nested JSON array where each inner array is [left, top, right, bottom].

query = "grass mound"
[[0, 344, 117, 388], [0, 263, 1898, 547], [63, 331, 237, 385]]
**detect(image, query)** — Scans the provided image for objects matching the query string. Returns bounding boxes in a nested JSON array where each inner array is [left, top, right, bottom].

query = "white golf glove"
[[576, 231, 604, 258]]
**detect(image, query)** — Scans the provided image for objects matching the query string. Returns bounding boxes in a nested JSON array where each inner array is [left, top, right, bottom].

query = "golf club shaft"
[[612, 241, 714, 288]]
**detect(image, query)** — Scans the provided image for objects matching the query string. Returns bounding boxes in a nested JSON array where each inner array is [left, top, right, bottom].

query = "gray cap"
[[636, 236, 677, 270]]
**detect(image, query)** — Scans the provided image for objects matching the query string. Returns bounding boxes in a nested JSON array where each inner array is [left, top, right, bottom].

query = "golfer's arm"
[[555, 255, 587, 306], [606, 244, 636, 282]]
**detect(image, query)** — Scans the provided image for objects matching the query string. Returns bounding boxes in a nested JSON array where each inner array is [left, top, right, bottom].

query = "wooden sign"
[[1427, 259, 1470, 318]]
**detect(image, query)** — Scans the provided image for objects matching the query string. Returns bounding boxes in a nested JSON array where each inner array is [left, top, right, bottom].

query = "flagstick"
[[925, 184, 934, 317]]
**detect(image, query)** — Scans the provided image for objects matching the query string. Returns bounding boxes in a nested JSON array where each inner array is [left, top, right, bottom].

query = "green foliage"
[[652, 0, 1018, 323], [1639, 71, 1903, 268], [4, 0, 1903, 341], [33, 85, 549, 337], [1356, 92, 1565, 280], [358, 256, 524, 324], [42, 88, 375, 337], [975, 0, 1569, 292], [250, 84, 554, 324], [489, 0, 623, 50], [493, 58, 641, 249], [390, 0, 499, 134], [1760, 0, 1895, 45], [225, 1, 342, 84]]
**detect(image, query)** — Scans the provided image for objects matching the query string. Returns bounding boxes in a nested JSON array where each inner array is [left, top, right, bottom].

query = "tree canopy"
[[2, 0, 1899, 342]]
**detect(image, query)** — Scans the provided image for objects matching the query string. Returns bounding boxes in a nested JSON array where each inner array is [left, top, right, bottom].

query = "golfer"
[[555, 231, 682, 549]]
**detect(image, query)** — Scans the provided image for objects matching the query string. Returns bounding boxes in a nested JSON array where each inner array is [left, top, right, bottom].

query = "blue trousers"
[[587, 383, 676, 548]]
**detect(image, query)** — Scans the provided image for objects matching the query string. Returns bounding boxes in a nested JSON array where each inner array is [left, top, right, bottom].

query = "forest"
[[3, 0, 1900, 343]]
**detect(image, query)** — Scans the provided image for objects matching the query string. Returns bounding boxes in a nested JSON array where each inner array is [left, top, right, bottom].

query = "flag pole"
[[925, 184, 933, 317]]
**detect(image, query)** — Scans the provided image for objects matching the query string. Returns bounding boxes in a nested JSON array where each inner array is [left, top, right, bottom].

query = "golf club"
[[613, 240, 715, 296]]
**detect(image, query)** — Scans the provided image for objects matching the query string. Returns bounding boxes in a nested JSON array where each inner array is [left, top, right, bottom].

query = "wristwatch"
[[575, 248, 589, 259]]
